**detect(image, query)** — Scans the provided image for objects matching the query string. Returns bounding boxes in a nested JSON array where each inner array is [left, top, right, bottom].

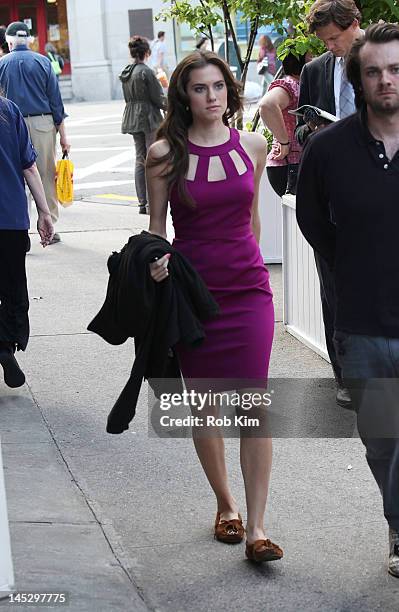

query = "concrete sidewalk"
[[0, 201, 398, 611]]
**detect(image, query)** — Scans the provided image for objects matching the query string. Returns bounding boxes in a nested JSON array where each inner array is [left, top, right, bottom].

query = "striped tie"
[[339, 58, 355, 118]]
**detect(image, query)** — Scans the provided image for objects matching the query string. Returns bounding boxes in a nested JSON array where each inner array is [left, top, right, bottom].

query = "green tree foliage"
[[356, 0, 399, 24], [159, 0, 314, 86], [159, 0, 399, 128], [160, 0, 399, 79]]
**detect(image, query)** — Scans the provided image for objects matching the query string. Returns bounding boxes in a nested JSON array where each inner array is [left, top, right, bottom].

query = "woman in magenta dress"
[[147, 51, 282, 564]]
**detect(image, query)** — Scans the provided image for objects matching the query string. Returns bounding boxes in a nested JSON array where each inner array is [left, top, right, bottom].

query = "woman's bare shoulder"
[[148, 138, 170, 160], [238, 129, 267, 152]]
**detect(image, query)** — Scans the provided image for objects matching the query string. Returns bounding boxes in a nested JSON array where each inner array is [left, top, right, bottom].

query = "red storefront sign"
[[0, 1, 47, 54]]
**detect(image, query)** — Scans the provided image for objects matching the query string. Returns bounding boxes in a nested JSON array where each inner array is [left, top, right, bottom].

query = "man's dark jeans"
[[333, 332, 399, 530], [314, 252, 342, 383]]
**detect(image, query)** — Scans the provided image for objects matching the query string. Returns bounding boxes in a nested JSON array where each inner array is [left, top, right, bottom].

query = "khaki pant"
[[24, 114, 59, 224]]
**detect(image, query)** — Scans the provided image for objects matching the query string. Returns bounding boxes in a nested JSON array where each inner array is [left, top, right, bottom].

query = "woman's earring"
[[185, 106, 190, 111]]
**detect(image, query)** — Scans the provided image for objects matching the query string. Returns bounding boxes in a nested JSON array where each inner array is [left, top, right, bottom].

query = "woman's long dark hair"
[[148, 50, 243, 207]]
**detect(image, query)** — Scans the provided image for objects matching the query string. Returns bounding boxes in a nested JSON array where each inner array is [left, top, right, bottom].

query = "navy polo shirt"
[[0, 98, 37, 230]]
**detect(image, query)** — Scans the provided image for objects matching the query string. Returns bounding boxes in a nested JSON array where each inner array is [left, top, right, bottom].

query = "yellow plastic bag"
[[56, 153, 74, 207]]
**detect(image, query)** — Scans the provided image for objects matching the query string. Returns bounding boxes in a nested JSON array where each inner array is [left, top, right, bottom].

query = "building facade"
[[67, 0, 176, 101], [0, 0, 71, 74], [0, 0, 176, 101], [0, 1, 272, 102]]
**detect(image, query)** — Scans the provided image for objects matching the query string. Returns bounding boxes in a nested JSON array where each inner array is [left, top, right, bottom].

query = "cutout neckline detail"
[[188, 128, 239, 156]]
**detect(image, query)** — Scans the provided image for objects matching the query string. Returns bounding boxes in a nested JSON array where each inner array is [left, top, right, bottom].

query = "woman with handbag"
[[120, 36, 166, 214], [146, 51, 283, 564], [259, 52, 309, 196]]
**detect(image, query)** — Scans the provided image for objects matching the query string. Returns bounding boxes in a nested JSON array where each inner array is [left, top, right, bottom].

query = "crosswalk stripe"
[[95, 194, 138, 201], [74, 179, 133, 190], [74, 151, 133, 180]]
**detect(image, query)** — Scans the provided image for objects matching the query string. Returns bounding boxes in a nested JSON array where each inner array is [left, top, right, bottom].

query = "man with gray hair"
[[0, 21, 70, 244]]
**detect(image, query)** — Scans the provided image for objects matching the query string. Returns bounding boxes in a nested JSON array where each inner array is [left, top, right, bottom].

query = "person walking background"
[[44, 42, 64, 79], [0, 21, 70, 244], [257, 35, 277, 94], [146, 51, 283, 564], [294, 0, 364, 408], [120, 36, 166, 214], [260, 52, 308, 196], [0, 95, 54, 387], [150, 31, 169, 77], [296, 21, 399, 579]]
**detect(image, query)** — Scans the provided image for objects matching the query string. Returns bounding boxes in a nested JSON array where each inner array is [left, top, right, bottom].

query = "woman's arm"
[[239, 131, 267, 244], [146, 140, 171, 282], [259, 86, 291, 161], [146, 140, 170, 238]]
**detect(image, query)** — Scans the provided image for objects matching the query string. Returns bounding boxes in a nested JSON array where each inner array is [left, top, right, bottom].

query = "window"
[[128, 9, 154, 41]]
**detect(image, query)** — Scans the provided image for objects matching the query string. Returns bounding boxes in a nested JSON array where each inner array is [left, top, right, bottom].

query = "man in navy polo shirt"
[[0, 96, 54, 387], [0, 21, 70, 244], [297, 22, 399, 578]]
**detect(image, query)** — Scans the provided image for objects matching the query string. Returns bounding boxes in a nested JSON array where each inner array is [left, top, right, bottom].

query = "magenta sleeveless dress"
[[170, 128, 274, 385]]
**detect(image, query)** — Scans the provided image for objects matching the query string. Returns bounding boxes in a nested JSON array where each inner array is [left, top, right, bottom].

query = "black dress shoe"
[[0, 348, 25, 388], [139, 205, 148, 214], [336, 386, 353, 409]]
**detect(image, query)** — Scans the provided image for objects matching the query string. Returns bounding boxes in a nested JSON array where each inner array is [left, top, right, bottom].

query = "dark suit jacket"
[[295, 51, 336, 146]]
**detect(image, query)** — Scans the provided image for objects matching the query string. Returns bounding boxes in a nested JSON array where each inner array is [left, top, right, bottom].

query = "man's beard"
[[367, 92, 399, 115]]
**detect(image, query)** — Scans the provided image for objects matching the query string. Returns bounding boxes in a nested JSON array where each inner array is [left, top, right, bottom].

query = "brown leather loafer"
[[214, 512, 245, 544], [245, 539, 283, 563]]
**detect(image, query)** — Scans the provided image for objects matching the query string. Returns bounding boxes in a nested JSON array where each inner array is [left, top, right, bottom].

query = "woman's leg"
[[238, 391, 273, 543], [240, 436, 272, 543], [191, 403, 239, 520]]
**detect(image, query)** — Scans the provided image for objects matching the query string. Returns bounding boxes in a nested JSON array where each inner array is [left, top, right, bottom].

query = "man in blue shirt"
[[0, 21, 71, 244], [0, 96, 54, 387]]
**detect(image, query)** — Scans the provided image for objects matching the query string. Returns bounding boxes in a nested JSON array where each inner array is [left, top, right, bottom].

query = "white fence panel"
[[259, 169, 282, 264], [282, 194, 329, 361]]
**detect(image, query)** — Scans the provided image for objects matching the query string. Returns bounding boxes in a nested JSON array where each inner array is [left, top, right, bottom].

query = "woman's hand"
[[150, 253, 171, 282], [271, 142, 290, 161]]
